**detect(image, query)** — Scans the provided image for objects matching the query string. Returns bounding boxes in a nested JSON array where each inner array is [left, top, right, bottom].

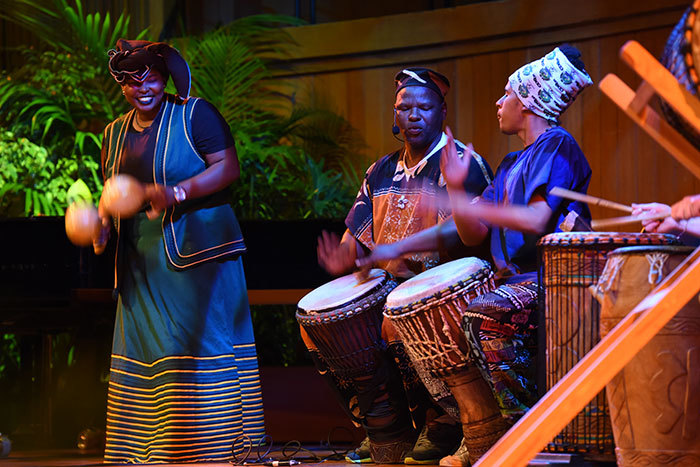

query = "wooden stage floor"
[[1, 449, 616, 467]]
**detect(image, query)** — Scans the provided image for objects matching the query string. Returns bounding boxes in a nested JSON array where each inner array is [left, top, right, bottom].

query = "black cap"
[[394, 67, 450, 100]]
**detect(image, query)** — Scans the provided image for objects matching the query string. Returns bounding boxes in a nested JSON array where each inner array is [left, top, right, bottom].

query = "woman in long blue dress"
[[94, 39, 265, 463]]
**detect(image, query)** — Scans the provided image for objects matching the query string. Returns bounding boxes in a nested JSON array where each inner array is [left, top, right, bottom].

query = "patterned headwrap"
[[108, 39, 191, 99], [508, 47, 593, 122], [395, 67, 450, 101]]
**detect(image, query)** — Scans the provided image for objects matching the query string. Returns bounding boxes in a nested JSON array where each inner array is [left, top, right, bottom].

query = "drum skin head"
[[538, 231, 678, 246], [298, 269, 387, 312], [385, 257, 489, 308]]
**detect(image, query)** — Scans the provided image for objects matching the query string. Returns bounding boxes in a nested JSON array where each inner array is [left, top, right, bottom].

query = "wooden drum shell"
[[594, 245, 700, 466]]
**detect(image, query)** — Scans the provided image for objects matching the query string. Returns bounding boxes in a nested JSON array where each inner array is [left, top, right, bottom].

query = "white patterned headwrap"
[[508, 47, 593, 122]]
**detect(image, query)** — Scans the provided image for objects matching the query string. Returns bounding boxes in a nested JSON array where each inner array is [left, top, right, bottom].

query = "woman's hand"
[[92, 216, 111, 255], [94, 197, 111, 254], [144, 183, 176, 220]]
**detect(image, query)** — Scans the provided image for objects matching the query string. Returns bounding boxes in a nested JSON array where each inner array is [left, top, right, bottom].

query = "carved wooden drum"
[[592, 245, 700, 466]]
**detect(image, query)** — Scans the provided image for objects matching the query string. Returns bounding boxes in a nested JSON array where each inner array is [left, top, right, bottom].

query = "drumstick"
[[591, 212, 669, 230], [549, 187, 633, 213]]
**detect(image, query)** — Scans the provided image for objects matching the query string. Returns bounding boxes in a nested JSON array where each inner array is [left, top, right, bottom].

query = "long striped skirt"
[[105, 214, 265, 463]]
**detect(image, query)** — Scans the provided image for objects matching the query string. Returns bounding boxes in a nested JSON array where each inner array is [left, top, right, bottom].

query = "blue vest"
[[103, 94, 246, 272]]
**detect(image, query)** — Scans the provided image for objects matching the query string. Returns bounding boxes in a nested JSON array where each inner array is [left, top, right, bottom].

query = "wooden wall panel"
[[276, 0, 700, 227]]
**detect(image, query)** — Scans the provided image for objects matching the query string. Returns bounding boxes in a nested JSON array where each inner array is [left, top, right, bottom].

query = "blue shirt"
[[480, 126, 591, 282]]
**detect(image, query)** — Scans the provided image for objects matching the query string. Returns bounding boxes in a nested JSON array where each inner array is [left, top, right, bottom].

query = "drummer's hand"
[[671, 194, 700, 220], [355, 243, 402, 269], [631, 202, 675, 233], [440, 126, 472, 191], [317, 230, 355, 275]]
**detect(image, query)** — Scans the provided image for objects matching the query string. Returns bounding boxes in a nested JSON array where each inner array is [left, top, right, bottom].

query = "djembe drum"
[[591, 245, 700, 466], [296, 269, 413, 463], [539, 232, 679, 456], [660, 0, 700, 149], [384, 257, 510, 463]]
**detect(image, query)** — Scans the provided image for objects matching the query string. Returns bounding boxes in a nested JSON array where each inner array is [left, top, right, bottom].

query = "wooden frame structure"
[[475, 40, 700, 467]]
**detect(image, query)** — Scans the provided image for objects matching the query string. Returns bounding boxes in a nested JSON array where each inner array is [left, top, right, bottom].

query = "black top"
[[103, 99, 234, 184]]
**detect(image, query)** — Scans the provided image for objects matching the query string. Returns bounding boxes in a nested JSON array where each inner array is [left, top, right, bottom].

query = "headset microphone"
[[392, 109, 400, 135]]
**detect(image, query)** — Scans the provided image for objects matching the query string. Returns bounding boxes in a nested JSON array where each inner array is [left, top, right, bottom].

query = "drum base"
[[443, 367, 512, 463], [616, 447, 700, 466], [463, 413, 513, 463], [369, 433, 416, 464]]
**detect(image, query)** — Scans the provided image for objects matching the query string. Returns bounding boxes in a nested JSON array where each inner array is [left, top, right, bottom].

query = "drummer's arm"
[[450, 189, 552, 241], [355, 219, 461, 268], [671, 195, 700, 240], [679, 218, 700, 240]]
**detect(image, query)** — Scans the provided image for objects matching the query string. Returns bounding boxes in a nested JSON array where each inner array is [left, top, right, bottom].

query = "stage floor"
[[1, 449, 616, 467]]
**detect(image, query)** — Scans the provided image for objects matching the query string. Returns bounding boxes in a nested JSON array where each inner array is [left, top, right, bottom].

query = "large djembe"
[[296, 269, 414, 463], [384, 257, 509, 463]]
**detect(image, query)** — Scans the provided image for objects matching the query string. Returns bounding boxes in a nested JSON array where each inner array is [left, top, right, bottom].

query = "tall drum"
[[538, 232, 678, 456], [296, 269, 414, 463], [592, 245, 700, 466], [384, 258, 511, 463]]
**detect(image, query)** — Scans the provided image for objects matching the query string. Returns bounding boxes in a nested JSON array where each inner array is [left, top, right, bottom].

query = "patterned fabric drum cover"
[[296, 269, 397, 379], [538, 232, 679, 456], [660, 0, 700, 149], [592, 245, 700, 466], [384, 257, 495, 377]]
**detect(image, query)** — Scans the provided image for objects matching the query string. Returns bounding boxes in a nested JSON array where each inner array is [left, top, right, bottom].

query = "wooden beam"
[[72, 288, 312, 306], [475, 246, 700, 467], [247, 289, 311, 305], [599, 73, 700, 180], [621, 40, 700, 136]]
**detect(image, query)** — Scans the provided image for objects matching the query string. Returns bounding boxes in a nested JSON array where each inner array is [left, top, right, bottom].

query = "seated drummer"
[[359, 44, 594, 466], [632, 195, 700, 244], [314, 67, 493, 464]]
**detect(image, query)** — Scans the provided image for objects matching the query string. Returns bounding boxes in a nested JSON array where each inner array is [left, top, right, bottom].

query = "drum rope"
[[595, 255, 626, 294], [646, 252, 669, 285]]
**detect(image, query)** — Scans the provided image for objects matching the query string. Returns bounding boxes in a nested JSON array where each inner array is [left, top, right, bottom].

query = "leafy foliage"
[[170, 15, 364, 220], [0, 130, 100, 216], [250, 305, 311, 367], [0, 2, 365, 220], [0, 0, 146, 216]]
